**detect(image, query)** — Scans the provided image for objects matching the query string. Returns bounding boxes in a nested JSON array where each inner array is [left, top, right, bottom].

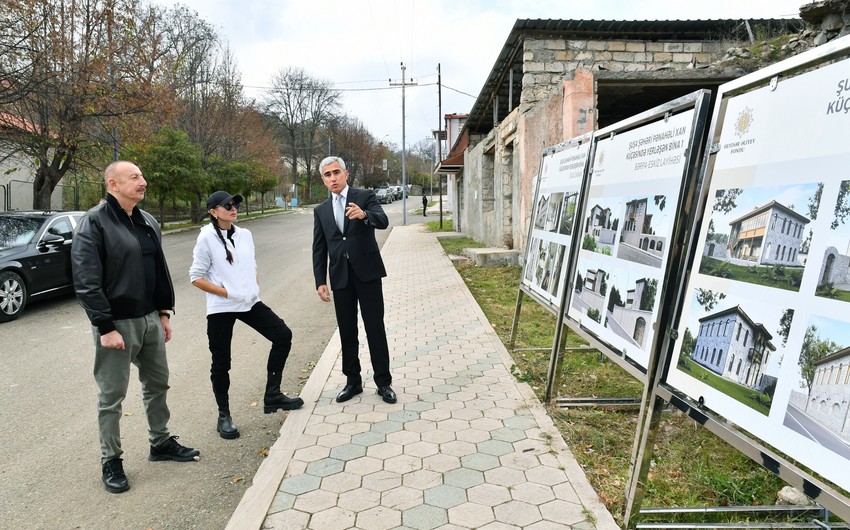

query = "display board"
[[664, 41, 850, 495], [566, 93, 710, 374], [520, 134, 592, 313]]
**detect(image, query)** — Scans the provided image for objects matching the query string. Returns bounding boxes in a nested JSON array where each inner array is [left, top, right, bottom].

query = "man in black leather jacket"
[[72, 160, 199, 494]]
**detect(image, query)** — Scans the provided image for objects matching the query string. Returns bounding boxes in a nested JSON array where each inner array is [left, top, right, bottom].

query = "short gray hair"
[[319, 156, 346, 174]]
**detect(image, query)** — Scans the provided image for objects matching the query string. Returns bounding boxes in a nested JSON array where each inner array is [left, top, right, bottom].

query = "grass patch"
[[425, 219, 454, 232], [678, 357, 771, 415], [699, 257, 803, 291], [438, 236, 485, 257], [441, 239, 791, 527]]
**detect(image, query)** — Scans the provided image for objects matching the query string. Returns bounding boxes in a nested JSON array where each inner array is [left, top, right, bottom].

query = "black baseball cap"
[[206, 191, 243, 210]]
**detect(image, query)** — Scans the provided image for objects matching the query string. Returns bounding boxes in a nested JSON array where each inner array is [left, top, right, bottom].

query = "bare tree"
[[265, 67, 340, 200]]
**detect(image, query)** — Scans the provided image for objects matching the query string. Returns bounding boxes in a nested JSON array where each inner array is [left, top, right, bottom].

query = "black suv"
[[0, 211, 84, 322]]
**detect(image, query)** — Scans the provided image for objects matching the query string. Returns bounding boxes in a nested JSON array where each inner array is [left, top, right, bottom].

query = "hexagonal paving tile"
[[404, 440, 439, 458], [329, 443, 367, 461], [422, 453, 461, 473], [466, 483, 512, 507], [337, 487, 381, 512], [384, 454, 423, 474], [403, 400, 435, 412], [499, 451, 540, 471], [382, 485, 424, 511], [345, 455, 384, 476], [305, 458, 345, 478], [539, 498, 588, 525], [267, 492, 295, 514], [443, 467, 484, 489], [338, 421, 372, 435], [525, 465, 570, 486], [320, 471, 362, 493], [402, 504, 448, 530], [476, 439, 514, 457], [316, 432, 353, 449], [440, 440, 477, 457], [510, 482, 556, 505], [503, 415, 539, 430], [351, 430, 386, 447], [262, 508, 309, 530], [324, 412, 357, 426], [371, 420, 404, 434], [308, 506, 356, 530], [278, 473, 321, 495], [355, 505, 402, 530], [484, 466, 526, 488], [447, 501, 496, 528], [490, 426, 527, 443], [401, 468, 442, 490], [420, 428, 456, 445], [293, 444, 331, 463], [386, 429, 421, 445], [460, 453, 501, 471], [493, 500, 542, 527], [292, 488, 338, 513], [366, 441, 404, 460], [362, 469, 403, 493], [424, 484, 466, 509]]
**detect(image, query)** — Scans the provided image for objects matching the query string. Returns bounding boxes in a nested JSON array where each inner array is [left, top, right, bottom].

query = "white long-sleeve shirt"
[[189, 223, 260, 315]]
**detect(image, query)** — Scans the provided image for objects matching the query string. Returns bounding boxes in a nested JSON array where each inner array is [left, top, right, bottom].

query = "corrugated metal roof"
[[463, 17, 803, 138]]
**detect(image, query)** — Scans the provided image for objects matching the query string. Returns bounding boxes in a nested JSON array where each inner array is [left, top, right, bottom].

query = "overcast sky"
[[156, 0, 806, 151]]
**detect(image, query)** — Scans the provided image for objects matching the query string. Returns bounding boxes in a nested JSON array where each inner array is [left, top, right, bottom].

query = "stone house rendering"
[[692, 305, 776, 391], [819, 245, 850, 287], [585, 204, 616, 245], [434, 15, 805, 252], [610, 278, 652, 347], [803, 346, 850, 443], [620, 198, 666, 258], [727, 200, 809, 266], [577, 268, 607, 322]]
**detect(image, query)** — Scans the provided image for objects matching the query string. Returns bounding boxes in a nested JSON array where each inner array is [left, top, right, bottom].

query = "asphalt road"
[[0, 197, 419, 530]]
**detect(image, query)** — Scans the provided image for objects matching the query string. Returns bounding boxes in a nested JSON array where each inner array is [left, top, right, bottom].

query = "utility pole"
[[437, 63, 444, 229], [390, 62, 416, 225]]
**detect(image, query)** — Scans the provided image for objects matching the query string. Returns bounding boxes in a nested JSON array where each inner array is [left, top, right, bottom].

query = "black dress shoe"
[[377, 385, 397, 404], [216, 411, 240, 439], [336, 384, 363, 403], [102, 458, 130, 493]]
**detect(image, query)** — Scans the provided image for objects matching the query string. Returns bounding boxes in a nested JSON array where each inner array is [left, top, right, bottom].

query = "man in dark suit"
[[312, 156, 396, 404]]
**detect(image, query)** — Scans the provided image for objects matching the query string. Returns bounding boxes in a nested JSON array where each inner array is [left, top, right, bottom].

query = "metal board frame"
[[625, 35, 850, 528], [561, 90, 712, 384]]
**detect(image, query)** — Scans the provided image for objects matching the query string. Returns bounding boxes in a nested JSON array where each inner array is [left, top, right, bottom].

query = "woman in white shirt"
[[189, 191, 303, 439]]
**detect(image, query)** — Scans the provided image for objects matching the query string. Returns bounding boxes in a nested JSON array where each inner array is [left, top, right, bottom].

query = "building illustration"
[[576, 268, 607, 321], [585, 204, 616, 245], [619, 198, 666, 258], [692, 305, 776, 392], [726, 200, 809, 266], [610, 278, 653, 348]]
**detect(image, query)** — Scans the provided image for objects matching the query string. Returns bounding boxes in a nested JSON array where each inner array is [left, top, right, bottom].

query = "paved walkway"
[[226, 223, 619, 530]]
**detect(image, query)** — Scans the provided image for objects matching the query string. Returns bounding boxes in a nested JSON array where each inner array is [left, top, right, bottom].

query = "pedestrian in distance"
[[312, 156, 397, 404], [189, 191, 303, 440], [422, 194, 428, 216], [72, 160, 200, 494]]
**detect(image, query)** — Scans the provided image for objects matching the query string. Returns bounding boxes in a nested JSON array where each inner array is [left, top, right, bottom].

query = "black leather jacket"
[[72, 194, 175, 334]]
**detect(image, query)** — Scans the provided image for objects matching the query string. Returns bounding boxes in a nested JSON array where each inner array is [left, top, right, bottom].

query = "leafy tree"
[[131, 126, 205, 224], [654, 194, 666, 211], [798, 325, 841, 395], [639, 278, 658, 311], [713, 188, 743, 214], [681, 328, 696, 358], [807, 182, 823, 220], [776, 308, 794, 347], [696, 288, 726, 312], [607, 285, 623, 313], [831, 180, 850, 229]]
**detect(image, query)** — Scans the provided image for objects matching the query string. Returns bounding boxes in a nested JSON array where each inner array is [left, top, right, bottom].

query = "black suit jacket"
[[312, 187, 389, 291]]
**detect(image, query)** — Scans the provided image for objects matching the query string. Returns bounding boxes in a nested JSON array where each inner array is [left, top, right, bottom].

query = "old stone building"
[[805, 346, 850, 442], [435, 4, 850, 252]]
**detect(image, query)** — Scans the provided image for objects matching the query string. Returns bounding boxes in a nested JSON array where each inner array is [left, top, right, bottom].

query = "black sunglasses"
[[220, 202, 239, 211]]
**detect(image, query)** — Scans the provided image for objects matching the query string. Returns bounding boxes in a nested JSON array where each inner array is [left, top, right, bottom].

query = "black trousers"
[[206, 301, 292, 410], [333, 263, 392, 388]]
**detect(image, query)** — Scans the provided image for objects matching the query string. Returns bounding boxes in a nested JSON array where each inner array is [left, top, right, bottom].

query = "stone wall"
[[800, 0, 850, 44]]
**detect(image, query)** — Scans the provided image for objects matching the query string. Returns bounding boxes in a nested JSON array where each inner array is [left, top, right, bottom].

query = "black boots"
[[264, 370, 304, 413], [217, 411, 240, 439]]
